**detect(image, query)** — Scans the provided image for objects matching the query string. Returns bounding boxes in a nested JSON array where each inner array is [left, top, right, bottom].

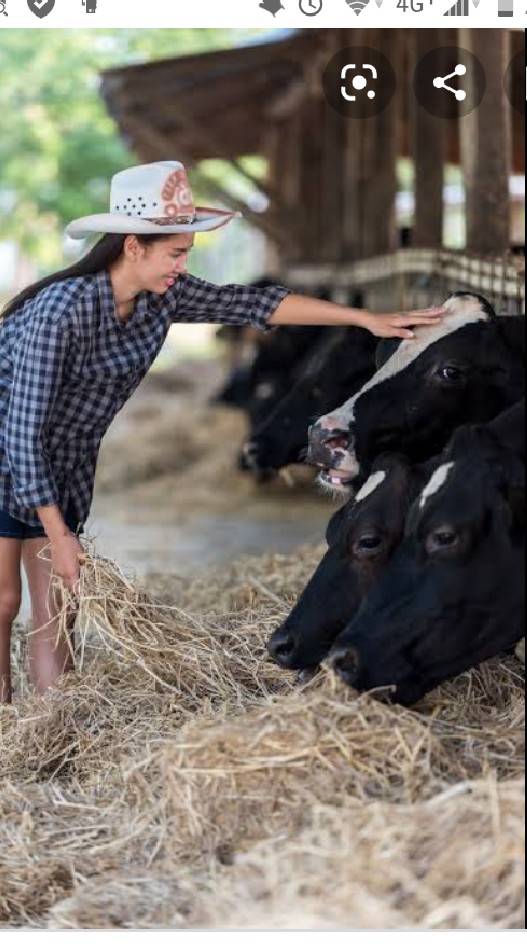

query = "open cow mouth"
[[318, 467, 357, 489]]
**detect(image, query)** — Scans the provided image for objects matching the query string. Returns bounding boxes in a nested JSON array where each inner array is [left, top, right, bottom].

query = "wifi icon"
[[346, 0, 371, 14]]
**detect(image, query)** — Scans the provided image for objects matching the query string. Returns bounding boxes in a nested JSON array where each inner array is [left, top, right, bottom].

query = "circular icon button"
[[322, 47, 397, 120], [504, 49, 526, 117], [413, 47, 486, 119]]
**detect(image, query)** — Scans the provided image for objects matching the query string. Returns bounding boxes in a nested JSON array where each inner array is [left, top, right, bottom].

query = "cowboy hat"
[[65, 161, 240, 239]]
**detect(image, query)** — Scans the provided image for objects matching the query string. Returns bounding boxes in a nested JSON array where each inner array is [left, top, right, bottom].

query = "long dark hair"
[[1, 232, 166, 321]]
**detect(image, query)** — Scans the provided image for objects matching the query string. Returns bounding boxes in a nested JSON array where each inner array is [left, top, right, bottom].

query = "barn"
[[100, 27, 525, 312]]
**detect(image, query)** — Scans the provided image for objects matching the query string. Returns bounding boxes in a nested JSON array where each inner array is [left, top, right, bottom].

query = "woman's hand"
[[357, 307, 446, 340], [50, 532, 85, 594]]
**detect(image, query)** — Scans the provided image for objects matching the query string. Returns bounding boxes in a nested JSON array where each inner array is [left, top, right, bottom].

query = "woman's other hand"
[[50, 533, 84, 594]]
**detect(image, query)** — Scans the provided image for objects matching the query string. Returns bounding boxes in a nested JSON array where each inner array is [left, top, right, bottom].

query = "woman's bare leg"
[[22, 538, 77, 693], [0, 538, 22, 704]]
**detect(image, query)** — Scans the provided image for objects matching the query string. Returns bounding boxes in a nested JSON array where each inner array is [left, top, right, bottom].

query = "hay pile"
[[0, 544, 524, 929]]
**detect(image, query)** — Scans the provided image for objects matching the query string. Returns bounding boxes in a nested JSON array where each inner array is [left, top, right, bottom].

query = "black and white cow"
[[308, 293, 525, 493], [328, 399, 525, 706], [241, 326, 377, 475], [266, 453, 431, 670]]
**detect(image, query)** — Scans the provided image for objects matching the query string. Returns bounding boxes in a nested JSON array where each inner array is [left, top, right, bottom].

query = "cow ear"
[[375, 338, 401, 371], [326, 503, 349, 547], [494, 316, 526, 359]]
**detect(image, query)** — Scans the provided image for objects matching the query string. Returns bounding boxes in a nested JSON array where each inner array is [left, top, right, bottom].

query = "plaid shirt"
[[0, 270, 290, 527]]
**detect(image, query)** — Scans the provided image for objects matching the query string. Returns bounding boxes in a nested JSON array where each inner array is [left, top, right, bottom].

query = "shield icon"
[[27, 0, 56, 18]]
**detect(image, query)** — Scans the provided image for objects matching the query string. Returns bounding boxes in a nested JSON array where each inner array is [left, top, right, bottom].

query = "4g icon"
[[397, 0, 430, 10]]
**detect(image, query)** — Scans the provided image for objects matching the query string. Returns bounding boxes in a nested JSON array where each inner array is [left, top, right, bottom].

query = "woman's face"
[[133, 233, 195, 294]]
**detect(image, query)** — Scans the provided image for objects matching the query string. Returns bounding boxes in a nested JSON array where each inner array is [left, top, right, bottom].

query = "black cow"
[[308, 293, 525, 493], [329, 399, 525, 706], [212, 280, 332, 412], [266, 453, 430, 670], [214, 324, 327, 415], [241, 326, 377, 475]]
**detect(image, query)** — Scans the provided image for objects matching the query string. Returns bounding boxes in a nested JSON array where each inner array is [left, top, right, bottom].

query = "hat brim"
[[65, 207, 240, 240]]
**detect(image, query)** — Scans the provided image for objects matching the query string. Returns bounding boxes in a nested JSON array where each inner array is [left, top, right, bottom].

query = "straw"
[[0, 541, 524, 929]]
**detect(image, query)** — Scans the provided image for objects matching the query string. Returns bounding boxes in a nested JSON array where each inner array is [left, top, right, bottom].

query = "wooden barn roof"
[[100, 31, 321, 162], [100, 29, 524, 173]]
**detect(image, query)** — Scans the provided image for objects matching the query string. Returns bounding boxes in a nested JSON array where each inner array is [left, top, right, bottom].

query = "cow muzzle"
[[266, 626, 299, 668], [328, 645, 361, 687], [307, 421, 359, 491]]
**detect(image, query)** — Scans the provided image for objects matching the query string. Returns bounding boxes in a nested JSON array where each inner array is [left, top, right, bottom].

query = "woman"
[[0, 160, 444, 703]]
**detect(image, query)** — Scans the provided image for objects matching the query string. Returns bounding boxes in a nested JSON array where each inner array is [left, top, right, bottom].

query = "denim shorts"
[[0, 503, 84, 540]]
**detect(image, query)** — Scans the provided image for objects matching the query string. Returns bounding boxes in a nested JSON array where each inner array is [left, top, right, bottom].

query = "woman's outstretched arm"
[[268, 294, 446, 340]]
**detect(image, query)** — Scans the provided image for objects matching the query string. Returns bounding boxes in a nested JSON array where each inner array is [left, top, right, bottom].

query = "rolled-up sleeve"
[[5, 313, 69, 509], [165, 275, 291, 333]]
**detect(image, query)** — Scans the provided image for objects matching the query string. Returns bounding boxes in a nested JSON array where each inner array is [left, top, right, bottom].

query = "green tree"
[[0, 29, 261, 268]]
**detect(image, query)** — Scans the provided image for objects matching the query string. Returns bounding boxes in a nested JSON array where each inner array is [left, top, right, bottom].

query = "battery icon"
[[498, 0, 514, 15]]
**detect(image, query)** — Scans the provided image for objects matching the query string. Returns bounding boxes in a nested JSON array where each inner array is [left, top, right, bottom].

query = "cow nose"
[[307, 422, 352, 468], [266, 628, 298, 668], [329, 645, 361, 687], [310, 422, 350, 453]]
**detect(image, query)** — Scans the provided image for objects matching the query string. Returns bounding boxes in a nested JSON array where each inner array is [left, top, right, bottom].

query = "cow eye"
[[425, 526, 460, 555], [353, 533, 383, 559], [437, 365, 464, 383]]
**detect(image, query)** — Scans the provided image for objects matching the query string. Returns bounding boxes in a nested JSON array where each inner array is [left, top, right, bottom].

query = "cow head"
[[266, 453, 426, 670], [241, 328, 376, 476], [328, 414, 525, 706], [308, 293, 524, 495]]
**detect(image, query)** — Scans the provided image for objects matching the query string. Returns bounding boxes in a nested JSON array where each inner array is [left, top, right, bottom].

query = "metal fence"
[[286, 249, 526, 316]]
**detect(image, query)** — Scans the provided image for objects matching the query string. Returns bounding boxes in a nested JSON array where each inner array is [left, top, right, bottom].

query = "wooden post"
[[361, 30, 399, 258], [341, 28, 366, 263], [460, 29, 512, 254], [412, 29, 446, 248], [320, 100, 346, 264]]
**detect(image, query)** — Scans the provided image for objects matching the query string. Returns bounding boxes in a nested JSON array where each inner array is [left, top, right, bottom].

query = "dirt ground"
[[89, 362, 334, 575], [20, 360, 333, 618]]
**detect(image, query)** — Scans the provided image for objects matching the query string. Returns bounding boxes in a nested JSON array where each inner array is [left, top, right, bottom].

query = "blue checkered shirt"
[[0, 270, 290, 527]]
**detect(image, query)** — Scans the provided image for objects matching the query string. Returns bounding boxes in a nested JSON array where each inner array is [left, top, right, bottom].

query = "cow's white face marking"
[[316, 295, 491, 435], [355, 469, 387, 503], [419, 462, 455, 509]]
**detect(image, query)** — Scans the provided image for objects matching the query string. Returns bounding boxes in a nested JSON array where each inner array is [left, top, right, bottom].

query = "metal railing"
[[286, 249, 525, 316]]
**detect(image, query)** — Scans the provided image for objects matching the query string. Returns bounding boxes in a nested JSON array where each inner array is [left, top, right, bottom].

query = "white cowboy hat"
[[65, 161, 240, 239]]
